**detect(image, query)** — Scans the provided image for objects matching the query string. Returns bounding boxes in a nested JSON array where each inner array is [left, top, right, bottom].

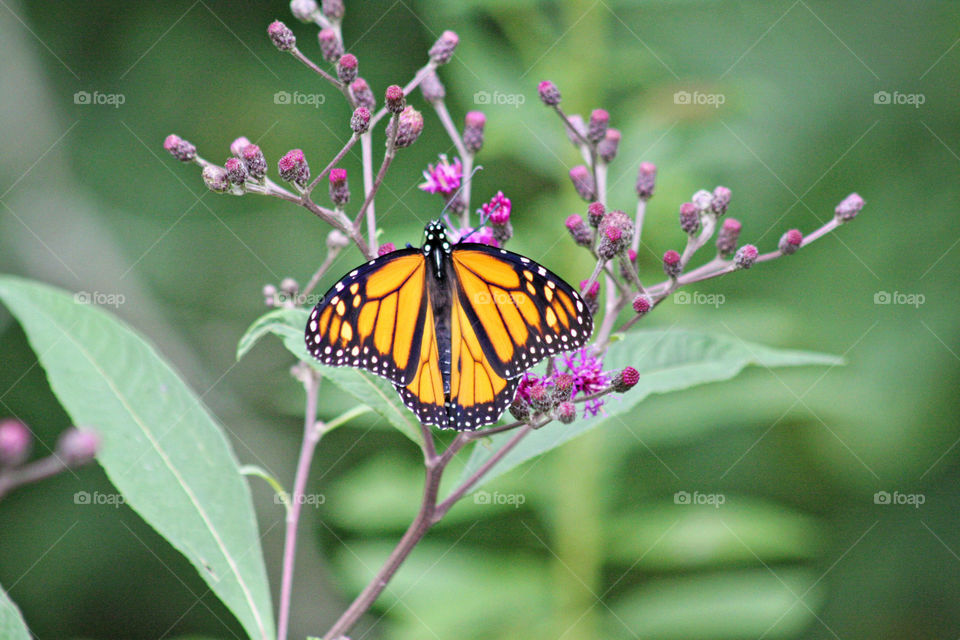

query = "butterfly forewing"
[[450, 245, 594, 379], [305, 249, 430, 386]]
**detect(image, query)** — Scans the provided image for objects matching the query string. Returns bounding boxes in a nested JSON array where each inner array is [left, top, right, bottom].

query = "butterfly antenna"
[[439, 165, 484, 236]]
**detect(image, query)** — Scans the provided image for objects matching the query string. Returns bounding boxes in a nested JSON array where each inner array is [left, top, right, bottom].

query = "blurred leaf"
[[237, 307, 422, 445], [606, 499, 823, 570], [0, 276, 274, 640], [610, 569, 824, 639], [461, 329, 842, 489], [0, 586, 30, 640], [333, 540, 551, 640]]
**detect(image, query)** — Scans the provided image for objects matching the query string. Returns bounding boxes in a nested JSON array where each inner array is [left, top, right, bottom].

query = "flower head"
[[779, 229, 803, 255], [267, 21, 295, 51], [482, 191, 511, 225], [387, 106, 422, 147], [318, 28, 343, 62], [636, 162, 657, 200], [716, 218, 741, 257], [337, 53, 358, 84], [350, 77, 375, 110], [429, 30, 459, 65], [377, 243, 396, 256], [163, 134, 196, 162], [419, 154, 462, 195], [0, 419, 31, 467], [538, 80, 561, 106], [457, 226, 498, 247], [560, 349, 610, 417], [835, 192, 864, 221]]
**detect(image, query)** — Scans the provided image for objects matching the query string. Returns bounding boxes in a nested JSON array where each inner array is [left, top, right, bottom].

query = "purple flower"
[[455, 225, 498, 247], [419, 154, 462, 195], [561, 349, 609, 417], [482, 191, 511, 225]]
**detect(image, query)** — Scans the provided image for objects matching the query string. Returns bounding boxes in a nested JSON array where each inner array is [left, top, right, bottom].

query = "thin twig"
[[303, 134, 359, 197], [354, 115, 399, 248], [369, 61, 438, 128], [0, 455, 83, 500], [278, 371, 321, 640]]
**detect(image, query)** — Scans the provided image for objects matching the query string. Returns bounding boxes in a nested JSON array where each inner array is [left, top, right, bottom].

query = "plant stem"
[[321, 422, 535, 639], [0, 455, 80, 500], [303, 134, 359, 197], [354, 115, 399, 247], [278, 371, 321, 640], [359, 131, 375, 250], [431, 100, 473, 224]]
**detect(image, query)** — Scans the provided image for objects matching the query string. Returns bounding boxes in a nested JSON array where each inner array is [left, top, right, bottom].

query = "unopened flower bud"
[[328, 168, 349, 206], [597, 128, 620, 163], [580, 279, 601, 315], [463, 111, 486, 154], [587, 202, 605, 228], [734, 244, 758, 269], [692, 189, 713, 212], [611, 367, 640, 392], [350, 106, 370, 134], [711, 186, 731, 216], [378, 243, 396, 256], [268, 21, 296, 52], [635, 162, 657, 200], [318, 28, 344, 63], [564, 114, 586, 146], [509, 398, 532, 423], [163, 134, 196, 162], [263, 284, 277, 306], [620, 248, 638, 280], [526, 383, 552, 413], [779, 229, 803, 255], [587, 109, 609, 143], [679, 202, 700, 234], [56, 427, 99, 466], [0, 419, 31, 466], [230, 136, 251, 157], [835, 192, 864, 221], [336, 53, 358, 83], [350, 77, 375, 110], [326, 229, 349, 250], [550, 373, 575, 403], [202, 165, 231, 193], [569, 165, 595, 201], [224, 157, 248, 185], [242, 144, 267, 181], [321, 0, 344, 20], [538, 80, 561, 106], [566, 214, 592, 248], [290, 0, 318, 22], [385, 84, 405, 114], [419, 70, 445, 103], [429, 30, 459, 65], [278, 148, 310, 187], [386, 106, 423, 148], [663, 250, 681, 277], [280, 277, 299, 297], [716, 218, 741, 257], [556, 401, 577, 424], [632, 293, 653, 316], [597, 210, 632, 258]]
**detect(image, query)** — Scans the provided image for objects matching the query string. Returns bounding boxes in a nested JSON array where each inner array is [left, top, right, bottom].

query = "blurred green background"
[[1, 0, 958, 638]]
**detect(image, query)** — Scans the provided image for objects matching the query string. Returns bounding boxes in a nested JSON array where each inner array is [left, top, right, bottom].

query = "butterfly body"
[[306, 221, 593, 430]]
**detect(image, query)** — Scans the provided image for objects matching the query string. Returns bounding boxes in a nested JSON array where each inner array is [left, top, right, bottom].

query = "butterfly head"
[[422, 220, 452, 278]]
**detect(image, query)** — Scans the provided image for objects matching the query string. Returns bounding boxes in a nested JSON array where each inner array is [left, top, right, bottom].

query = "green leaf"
[[238, 308, 421, 445], [0, 586, 30, 640], [460, 329, 842, 489], [610, 569, 824, 639], [0, 276, 274, 640]]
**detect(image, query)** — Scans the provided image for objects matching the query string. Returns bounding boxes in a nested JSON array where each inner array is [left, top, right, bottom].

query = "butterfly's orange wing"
[[443, 245, 593, 429], [305, 250, 430, 386]]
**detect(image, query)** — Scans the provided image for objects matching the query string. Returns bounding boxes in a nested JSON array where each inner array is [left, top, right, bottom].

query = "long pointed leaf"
[[0, 586, 30, 640], [0, 276, 274, 640]]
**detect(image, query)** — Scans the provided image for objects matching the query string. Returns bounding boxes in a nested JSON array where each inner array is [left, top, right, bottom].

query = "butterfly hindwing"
[[305, 249, 429, 386], [393, 298, 447, 427], [450, 245, 594, 379]]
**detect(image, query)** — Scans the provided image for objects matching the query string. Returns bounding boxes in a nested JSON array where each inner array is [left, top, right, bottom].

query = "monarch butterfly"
[[305, 220, 594, 430]]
